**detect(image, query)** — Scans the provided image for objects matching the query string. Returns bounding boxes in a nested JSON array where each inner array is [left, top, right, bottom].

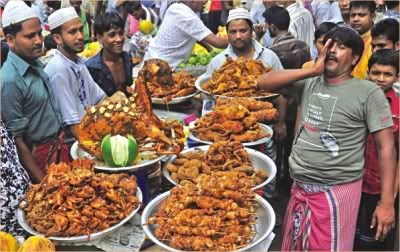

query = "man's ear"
[[5, 34, 16, 49], [352, 54, 360, 66], [96, 34, 102, 43], [52, 33, 63, 45], [395, 41, 400, 51]]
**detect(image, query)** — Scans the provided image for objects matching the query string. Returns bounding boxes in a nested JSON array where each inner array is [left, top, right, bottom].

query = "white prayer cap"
[[226, 7, 252, 24], [2, 0, 38, 28], [48, 7, 79, 31]]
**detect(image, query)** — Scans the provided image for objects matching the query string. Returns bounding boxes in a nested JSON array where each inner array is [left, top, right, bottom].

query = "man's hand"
[[274, 122, 287, 141], [254, 23, 266, 41], [371, 201, 395, 240], [312, 39, 332, 75]]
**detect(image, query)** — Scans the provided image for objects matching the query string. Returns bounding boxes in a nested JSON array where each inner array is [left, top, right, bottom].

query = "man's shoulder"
[[44, 53, 69, 75]]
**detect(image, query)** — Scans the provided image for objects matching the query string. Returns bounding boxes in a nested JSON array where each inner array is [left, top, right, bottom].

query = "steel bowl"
[[17, 188, 143, 243], [141, 191, 276, 252], [162, 145, 276, 190]]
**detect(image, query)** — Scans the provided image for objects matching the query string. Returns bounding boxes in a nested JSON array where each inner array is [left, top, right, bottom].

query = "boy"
[[371, 18, 399, 53], [354, 49, 399, 250]]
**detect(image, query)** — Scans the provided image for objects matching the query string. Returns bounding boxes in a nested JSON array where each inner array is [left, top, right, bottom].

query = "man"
[[1, 1, 66, 182], [85, 12, 133, 96], [69, 0, 91, 43], [311, 0, 343, 26], [338, 0, 350, 23], [251, 0, 275, 46], [371, 18, 399, 52], [144, 0, 228, 69], [125, 0, 159, 29], [257, 26, 396, 251], [45, 7, 105, 139], [350, 0, 376, 79], [263, 5, 311, 192]]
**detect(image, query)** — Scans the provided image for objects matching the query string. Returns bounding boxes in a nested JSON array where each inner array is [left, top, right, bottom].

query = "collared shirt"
[[352, 31, 372, 80], [1, 51, 62, 148], [249, 0, 274, 47], [85, 49, 133, 96], [44, 50, 106, 126], [363, 88, 399, 194], [287, 2, 315, 50], [204, 39, 283, 77], [311, 0, 343, 26]]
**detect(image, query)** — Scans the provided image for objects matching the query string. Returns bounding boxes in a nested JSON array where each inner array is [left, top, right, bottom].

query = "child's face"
[[368, 64, 398, 92], [314, 35, 325, 55]]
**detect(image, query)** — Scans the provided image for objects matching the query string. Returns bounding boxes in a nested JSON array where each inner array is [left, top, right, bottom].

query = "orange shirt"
[[352, 31, 372, 80]]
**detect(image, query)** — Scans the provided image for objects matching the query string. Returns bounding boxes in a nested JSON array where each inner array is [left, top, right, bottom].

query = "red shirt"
[[362, 88, 399, 194], [210, 0, 222, 11]]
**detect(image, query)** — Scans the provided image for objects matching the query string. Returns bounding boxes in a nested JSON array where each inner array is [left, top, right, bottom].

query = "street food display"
[[166, 141, 268, 187], [77, 68, 185, 160], [202, 57, 274, 97], [193, 98, 278, 143], [147, 170, 257, 251], [141, 59, 197, 102], [19, 159, 141, 237]]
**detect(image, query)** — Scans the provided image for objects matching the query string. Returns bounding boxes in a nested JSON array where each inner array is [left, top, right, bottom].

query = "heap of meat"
[[142, 59, 196, 102], [77, 63, 185, 160], [20, 159, 140, 237], [193, 98, 278, 143], [203, 57, 274, 97]]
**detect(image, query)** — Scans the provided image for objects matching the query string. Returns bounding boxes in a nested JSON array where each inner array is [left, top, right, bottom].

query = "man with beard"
[[258, 27, 396, 251], [45, 7, 105, 139], [1, 1, 67, 181]]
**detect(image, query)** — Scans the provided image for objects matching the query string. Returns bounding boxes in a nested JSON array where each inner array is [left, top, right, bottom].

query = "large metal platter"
[[151, 91, 198, 105], [17, 188, 143, 243], [195, 74, 279, 100], [189, 124, 273, 147], [70, 141, 165, 172], [141, 191, 276, 252], [162, 145, 276, 190]]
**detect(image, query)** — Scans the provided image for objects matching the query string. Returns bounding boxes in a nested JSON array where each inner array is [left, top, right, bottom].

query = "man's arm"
[[69, 124, 79, 139], [371, 127, 396, 240], [201, 34, 229, 49], [14, 136, 45, 184], [257, 39, 332, 91], [273, 95, 287, 141]]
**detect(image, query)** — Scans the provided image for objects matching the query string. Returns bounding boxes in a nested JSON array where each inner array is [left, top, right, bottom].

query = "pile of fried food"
[[78, 67, 185, 159], [166, 141, 268, 187], [19, 159, 140, 236], [193, 98, 278, 143], [202, 57, 274, 97], [148, 170, 257, 251], [142, 59, 197, 102]]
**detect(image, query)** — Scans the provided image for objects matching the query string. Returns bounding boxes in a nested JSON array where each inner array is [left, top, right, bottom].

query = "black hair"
[[125, 1, 142, 14], [263, 5, 290, 31], [3, 21, 23, 36], [324, 26, 364, 67], [368, 49, 399, 74], [44, 34, 57, 51], [371, 18, 399, 44], [51, 25, 62, 35], [94, 12, 125, 36], [385, 0, 399, 10], [226, 18, 253, 30], [349, 1, 376, 14], [315, 22, 337, 40]]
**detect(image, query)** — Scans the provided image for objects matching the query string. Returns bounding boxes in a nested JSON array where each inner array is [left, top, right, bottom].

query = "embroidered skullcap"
[[48, 7, 79, 31], [2, 0, 37, 27], [227, 7, 252, 24]]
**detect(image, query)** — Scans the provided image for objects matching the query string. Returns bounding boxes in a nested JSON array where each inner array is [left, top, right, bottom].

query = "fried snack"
[[77, 63, 185, 159], [203, 57, 274, 97], [167, 141, 269, 187], [193, 98, 277, 143], [141, 59, 196, 102], [19, 159, 140, 237], [148, 171, 257, 251]]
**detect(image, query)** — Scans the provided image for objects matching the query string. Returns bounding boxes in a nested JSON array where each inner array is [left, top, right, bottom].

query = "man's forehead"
[[350, 6, 373, 14]]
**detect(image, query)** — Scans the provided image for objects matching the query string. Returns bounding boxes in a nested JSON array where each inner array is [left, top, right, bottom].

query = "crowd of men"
[[0, 0, 399, 251]]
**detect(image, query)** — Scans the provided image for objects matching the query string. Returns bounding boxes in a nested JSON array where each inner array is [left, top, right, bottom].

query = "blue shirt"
[[1, 51, 62, 147], [85, 50, 133, 96]]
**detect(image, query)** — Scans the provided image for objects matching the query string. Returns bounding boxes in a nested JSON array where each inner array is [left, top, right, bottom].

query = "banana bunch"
[[79, 41, 101, 59]]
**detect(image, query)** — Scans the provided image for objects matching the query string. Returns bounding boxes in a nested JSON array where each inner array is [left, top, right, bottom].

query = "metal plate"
[[70, 141, 165, 172], [17, 188, 143, 243], [162, 145, 276, 190], [189, 124, 273, 147], [141, 191, 276, 252], [153, 109, 189, 122], [151, 92, 198, 105], [195, 75, 279, 100]]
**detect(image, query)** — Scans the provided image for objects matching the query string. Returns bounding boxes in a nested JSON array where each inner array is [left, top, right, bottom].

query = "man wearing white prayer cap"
[[44, 7, 105, 139], [1, 0, 65, 182]]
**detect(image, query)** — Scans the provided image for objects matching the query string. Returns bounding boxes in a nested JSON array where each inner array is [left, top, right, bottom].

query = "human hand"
[[312, 39, 332, 75], [254, 23, 266, 38], [371, 201, 395, 240]]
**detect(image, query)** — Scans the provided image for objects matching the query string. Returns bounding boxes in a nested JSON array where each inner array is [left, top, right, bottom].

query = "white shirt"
[[144, 3, 212, 69], [287, 2, 315, 48], [311, 0, 343, 26], [44, 50, 106, 126], [249, 0, 274, 47], [143, 5, 159, 27]]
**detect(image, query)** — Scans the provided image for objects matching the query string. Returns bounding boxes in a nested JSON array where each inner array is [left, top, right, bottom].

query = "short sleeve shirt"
[[288, 76, 393, 185], [45, 50, 106, 126], [144, 3, 213, 69]]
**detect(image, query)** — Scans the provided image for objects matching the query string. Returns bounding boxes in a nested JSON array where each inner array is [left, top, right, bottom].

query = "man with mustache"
[[1, 1, 67, 182], [85, 12, 132, 97], [350, 1, 376, 80], [258, 27, 396, 251], [45, 7, 105, 140]]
